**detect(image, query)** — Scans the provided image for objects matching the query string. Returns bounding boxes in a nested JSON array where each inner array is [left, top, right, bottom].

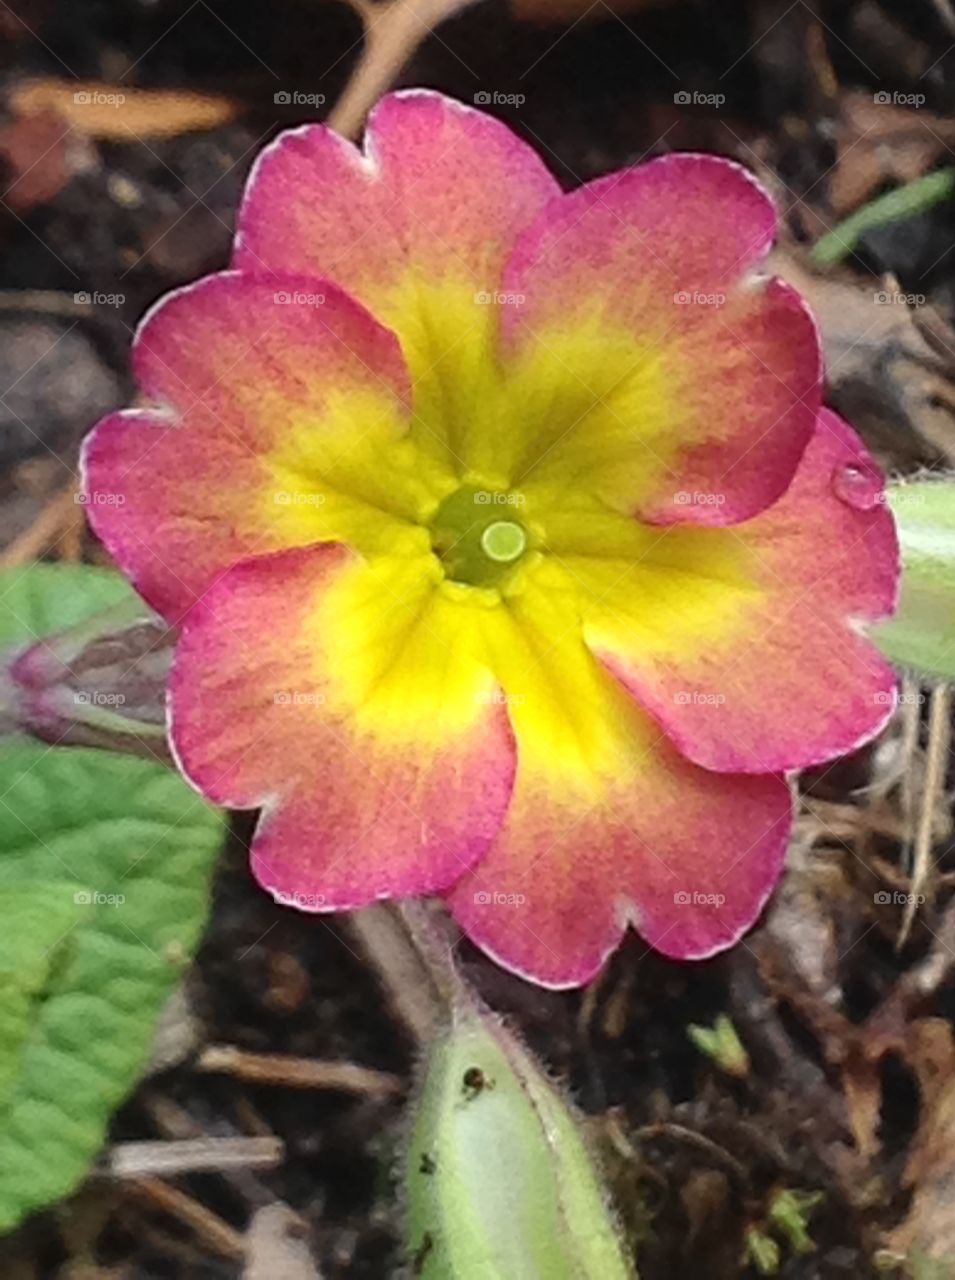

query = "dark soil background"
[[1, 0, 955, 1276]]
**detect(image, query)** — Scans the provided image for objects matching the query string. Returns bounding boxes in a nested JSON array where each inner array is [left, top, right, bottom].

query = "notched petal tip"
[[446, 721, 794, 989]]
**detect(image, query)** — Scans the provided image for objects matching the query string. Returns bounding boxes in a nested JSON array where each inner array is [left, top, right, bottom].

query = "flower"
[[82, 91, 899, 988]]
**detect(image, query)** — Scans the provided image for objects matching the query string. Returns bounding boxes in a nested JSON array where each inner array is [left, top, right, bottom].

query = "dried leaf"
[[10, 78, 239, 141], [769, 246, 955, 466], [885, 1022, 955, 1268]]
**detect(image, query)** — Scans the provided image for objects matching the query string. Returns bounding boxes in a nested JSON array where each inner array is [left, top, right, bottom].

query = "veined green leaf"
[[0, 563, 224, 1232]]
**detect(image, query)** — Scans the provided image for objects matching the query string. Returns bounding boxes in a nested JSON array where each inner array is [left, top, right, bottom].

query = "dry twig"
[[331, 0, 484, 139], [196, 1043, 403, 1097], [106, 1137, 284, 1180], [0, 483, 79, 568], [126, 1179, 246, 1260]]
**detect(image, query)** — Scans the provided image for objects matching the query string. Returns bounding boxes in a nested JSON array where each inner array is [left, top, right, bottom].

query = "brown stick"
[[898, 682, 951, 947], [0, 484, 79, 568], [126, 1179, 246, 1260], [106, 1137, 284, 1179], [347, 901, 447, 1043], [196, 1043, 403, 1097], [330, 0, 484, 139]]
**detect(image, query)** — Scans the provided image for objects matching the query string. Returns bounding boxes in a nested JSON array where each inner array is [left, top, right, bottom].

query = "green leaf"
[[0, 561, 136, 652], [810, 169, 955, 268], [0, 564, 225, 1232], [873, 480, 955, 680]]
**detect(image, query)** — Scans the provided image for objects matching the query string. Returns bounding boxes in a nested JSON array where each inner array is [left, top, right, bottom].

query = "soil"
[[1, 1, 955, 1276]]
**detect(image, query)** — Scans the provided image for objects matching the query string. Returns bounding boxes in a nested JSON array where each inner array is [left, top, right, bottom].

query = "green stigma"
[[480, 520, 527, 564], [429, 487, 531, 588]]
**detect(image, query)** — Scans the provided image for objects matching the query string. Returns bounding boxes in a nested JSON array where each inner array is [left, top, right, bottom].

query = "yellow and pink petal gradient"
[[82, 91, 899, 989]]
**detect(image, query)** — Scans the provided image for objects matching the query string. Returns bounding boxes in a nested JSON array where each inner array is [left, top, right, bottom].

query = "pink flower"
[[82, 91, 899, 988]]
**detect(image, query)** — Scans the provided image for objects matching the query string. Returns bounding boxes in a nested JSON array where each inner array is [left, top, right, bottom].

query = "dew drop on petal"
[[831, 460, 884, 512]]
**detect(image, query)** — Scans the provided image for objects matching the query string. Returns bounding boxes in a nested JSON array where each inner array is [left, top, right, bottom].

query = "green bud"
[[405, 997, 635, 1278], [744, 1230, 781, 1275], [874, 479, 955, 680], [767, 1188, 822, 1254], [1, 597, 172, 761], [686, 1014, 750, 1078]]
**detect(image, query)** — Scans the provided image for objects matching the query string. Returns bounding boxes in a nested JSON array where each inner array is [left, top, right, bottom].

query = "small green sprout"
[[686, 1013, 750, 1078]]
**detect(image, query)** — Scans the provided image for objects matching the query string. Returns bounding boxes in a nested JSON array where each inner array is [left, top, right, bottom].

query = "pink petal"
[[499, 153, 821, 525], [170, 543, 517, 907], [82, 271, 415, 621], [448, 715, 791, 989], [589, 410, 899, 773]]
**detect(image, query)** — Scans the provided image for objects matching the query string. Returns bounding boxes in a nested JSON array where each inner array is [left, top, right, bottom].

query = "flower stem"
[[396, 897, 471, 1009], [329, 0, 484, 139]]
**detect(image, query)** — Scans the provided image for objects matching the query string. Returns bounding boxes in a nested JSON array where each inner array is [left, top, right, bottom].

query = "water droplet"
[[832, 460, 884, 512]]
